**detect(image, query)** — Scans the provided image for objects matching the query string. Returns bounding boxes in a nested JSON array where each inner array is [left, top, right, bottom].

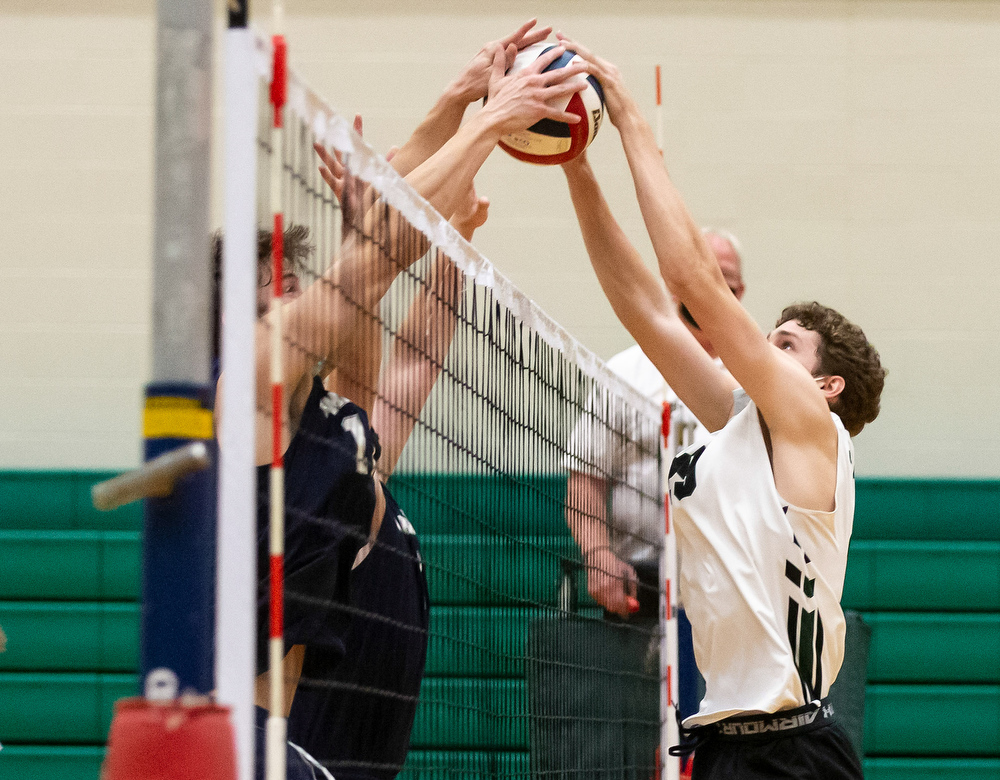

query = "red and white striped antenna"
[[660, 401, 681, 780], [266, 3, 288, 780]]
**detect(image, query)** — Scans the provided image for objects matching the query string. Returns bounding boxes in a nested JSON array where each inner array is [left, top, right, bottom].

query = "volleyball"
[[498, 42, 605, 166]]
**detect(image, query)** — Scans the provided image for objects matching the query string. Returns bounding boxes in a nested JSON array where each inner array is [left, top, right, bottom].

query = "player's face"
[[767, 320, 822, 376], [709, 235, 745, 302], [256, 263, 303, 318]]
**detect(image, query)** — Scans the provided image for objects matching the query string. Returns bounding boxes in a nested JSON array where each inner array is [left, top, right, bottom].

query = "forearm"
[[405, 111, 500, 224], [285, 109, 493, 407], [613, 105, 719, 300], [565, 471, 612, 556], [563, 140, 735, 431], [373, 252, 461, 475], [563, 157, 675, 340], [389, 85, 469, 178]]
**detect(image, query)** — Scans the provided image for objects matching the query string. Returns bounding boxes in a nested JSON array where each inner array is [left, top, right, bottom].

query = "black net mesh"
[[239, 61, 665, 780]]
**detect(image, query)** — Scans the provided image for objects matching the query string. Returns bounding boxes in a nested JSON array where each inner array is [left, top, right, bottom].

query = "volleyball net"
[[218, 26, 681, 780]]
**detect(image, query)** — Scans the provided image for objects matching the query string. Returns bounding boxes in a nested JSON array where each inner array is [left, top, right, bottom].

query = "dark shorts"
[[690, 704, 863, 780]]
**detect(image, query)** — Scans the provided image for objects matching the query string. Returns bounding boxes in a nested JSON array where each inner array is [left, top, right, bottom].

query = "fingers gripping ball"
[[499, 42, 604, 165]]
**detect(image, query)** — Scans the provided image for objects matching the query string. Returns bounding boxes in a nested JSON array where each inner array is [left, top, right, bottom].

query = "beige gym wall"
[[1, 0, 997, 476]]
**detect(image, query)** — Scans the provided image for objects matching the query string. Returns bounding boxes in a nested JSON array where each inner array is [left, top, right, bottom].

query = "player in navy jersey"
[[215, 21, 591, 780], [281, 24, 594, 780], [557, 34, 885, 780], [282, 186, 483, 780]]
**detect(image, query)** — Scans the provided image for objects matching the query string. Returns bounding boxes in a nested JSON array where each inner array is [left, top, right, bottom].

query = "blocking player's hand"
[[314, 113, 364, 203], [450, 183, 490, 241], [584, 547, 639, 618], [553, 33, 634, 126], [481, 43, 587, 137], [449, 19, 553, 104]]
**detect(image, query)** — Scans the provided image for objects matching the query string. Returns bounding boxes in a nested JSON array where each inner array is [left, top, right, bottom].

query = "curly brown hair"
[[210, 224, 314, 360], [254, 224, 312, 288], [776, 302, 886, 436]]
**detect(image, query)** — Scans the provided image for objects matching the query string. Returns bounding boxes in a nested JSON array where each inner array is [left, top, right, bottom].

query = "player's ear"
[[816, 374, 845, 403]]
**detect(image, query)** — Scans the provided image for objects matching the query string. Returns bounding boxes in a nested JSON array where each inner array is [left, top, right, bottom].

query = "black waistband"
[[711, 698, 836, 741], [668, 698, 837, 759]]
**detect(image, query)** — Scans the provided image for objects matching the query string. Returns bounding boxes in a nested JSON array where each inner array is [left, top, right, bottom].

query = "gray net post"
[[151, 0, 213, 384], [141, 0, 217, 698]]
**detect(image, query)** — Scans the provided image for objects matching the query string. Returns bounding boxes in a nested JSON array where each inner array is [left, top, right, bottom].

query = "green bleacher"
[[0, 472, 998, 779]]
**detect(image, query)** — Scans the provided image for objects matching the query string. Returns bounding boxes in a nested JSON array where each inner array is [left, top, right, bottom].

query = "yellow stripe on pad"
[[144, 397, 214, 440]]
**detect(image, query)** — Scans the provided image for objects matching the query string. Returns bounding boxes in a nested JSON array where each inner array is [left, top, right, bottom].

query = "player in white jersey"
[[561, 233, 743, 772], [558, 34, 885, 780], [564, 230, 745, 620]]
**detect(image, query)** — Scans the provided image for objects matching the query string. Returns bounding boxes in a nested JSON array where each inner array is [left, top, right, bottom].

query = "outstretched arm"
[[557, 35, 840, 508], [372, 186, 488, 477], [313, 21, 554, 196], [557, 37, 832, 436], [562, 153, 737, 431], [297, 43, 586, 412], [407, 43, 586, 222], [388, 19, 553, 177], [254, 43, 589, 449], [560, 153, 730, 611]]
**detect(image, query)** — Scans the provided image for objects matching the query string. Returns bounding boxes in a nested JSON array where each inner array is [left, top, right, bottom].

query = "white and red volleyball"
[[498, 43, 605, 166]]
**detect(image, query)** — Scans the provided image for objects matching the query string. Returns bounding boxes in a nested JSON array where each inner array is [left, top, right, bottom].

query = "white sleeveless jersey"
[[669, 391, 855, 726], [563, 345, 719, 563]]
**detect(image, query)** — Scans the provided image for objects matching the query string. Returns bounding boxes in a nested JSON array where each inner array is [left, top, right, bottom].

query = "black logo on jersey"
[[786, 559, 824, 702], [668, 446, 706, 501]]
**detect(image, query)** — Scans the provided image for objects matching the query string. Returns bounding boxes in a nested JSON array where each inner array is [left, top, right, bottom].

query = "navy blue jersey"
[[287, 485, 430, 780], [256, 376, 379, 674]]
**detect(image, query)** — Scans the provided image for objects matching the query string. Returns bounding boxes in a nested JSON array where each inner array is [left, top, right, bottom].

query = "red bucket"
[[103, 697, 237, 780]]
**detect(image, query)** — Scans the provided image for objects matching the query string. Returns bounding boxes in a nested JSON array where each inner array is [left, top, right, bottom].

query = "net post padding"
[[217, 18, 260, 780]]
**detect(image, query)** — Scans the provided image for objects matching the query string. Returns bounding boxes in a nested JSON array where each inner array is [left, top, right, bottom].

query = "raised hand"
[[314, 141, 346, 201], [314, 114, 363, 203], [481, 43, 588, 136], [554, 33, 633, 125], [448, 19, 553, 104], [450, 183, 490, 241]]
